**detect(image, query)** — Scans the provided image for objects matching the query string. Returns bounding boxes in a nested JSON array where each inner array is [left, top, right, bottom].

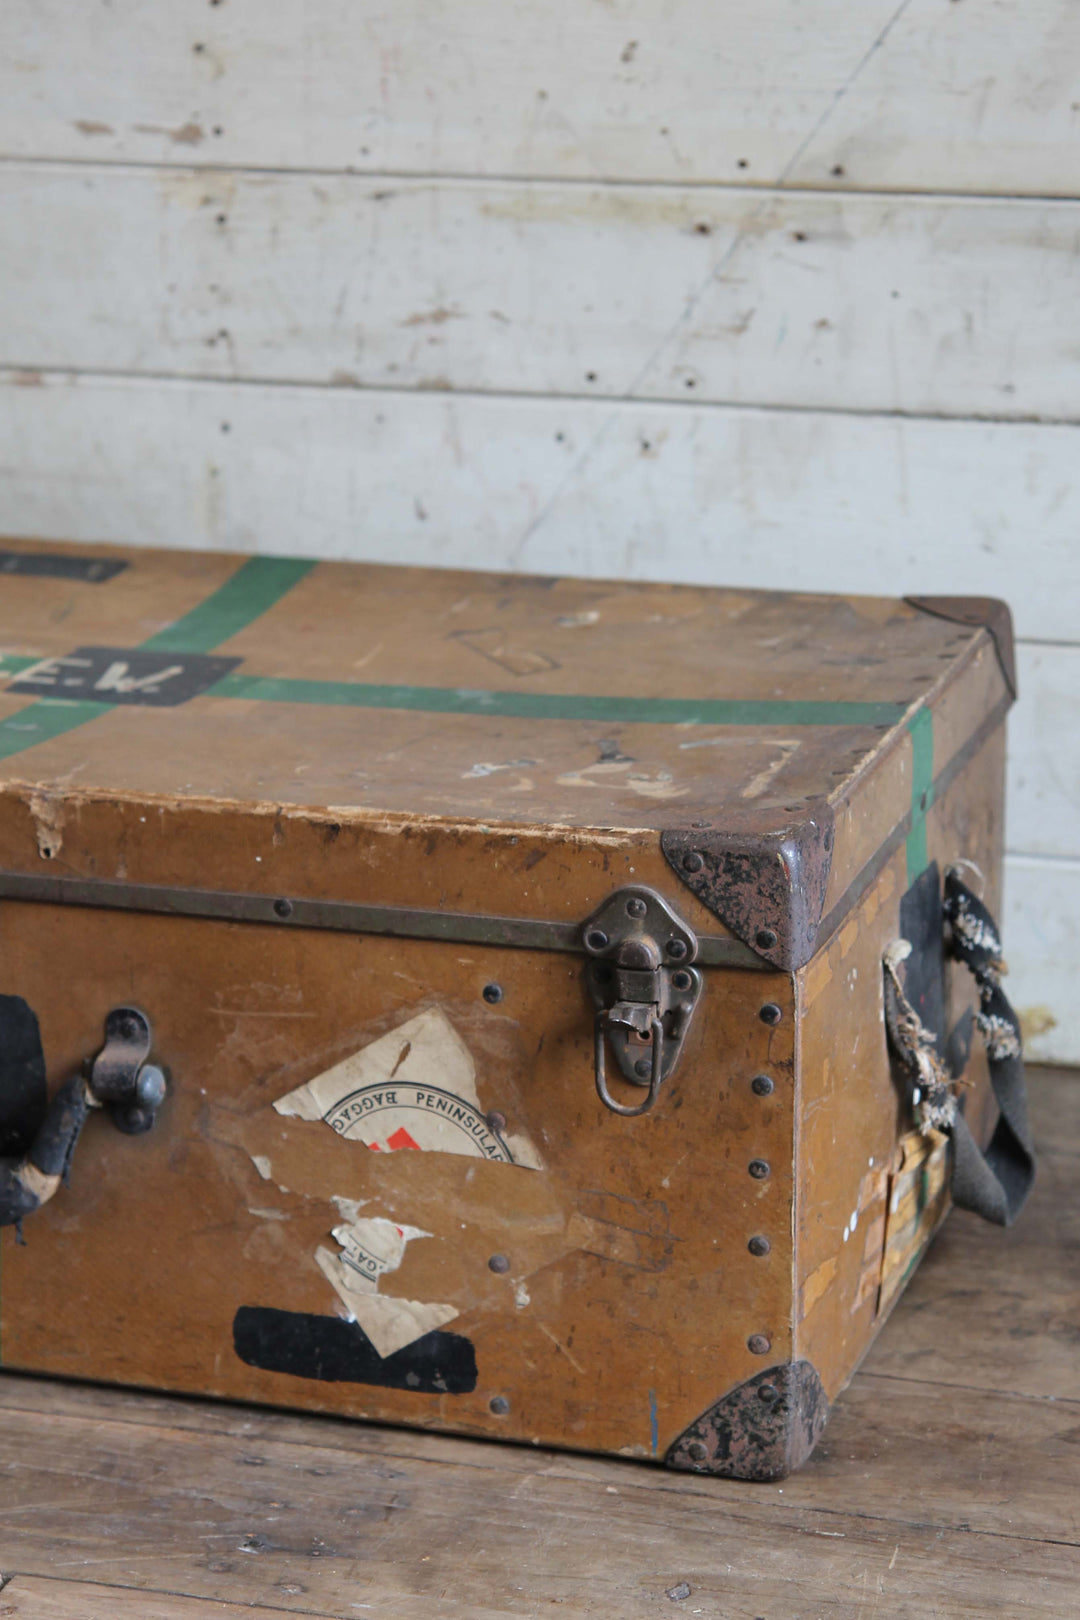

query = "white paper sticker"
[[314, 1213, 458, 1357], [273, 1007, 541, 1168]]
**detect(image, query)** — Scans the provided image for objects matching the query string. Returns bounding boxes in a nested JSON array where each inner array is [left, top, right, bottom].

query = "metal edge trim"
[[0, 870, 764, 970]]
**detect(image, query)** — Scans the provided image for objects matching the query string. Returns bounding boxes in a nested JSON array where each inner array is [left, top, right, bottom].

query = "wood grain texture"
[[0, 1375, 1076, 1616], [1, 0, 1079, 195], [4, 165, 1080, 421], [0, 1581, 320, 1620]]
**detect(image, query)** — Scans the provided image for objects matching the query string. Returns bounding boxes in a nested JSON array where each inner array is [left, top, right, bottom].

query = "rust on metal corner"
[[904, 595, 1017, 700], [665, 1361, 829, 1481], [661, 803, 834, 971]]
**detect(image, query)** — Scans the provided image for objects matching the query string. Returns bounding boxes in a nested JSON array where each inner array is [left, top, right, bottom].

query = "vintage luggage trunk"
[[0, 538, 1034, 1479]]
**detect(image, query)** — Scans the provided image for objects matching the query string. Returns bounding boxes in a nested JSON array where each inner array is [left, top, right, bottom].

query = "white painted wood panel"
[[1004, 855, 1080, 1065], [3, 1, 1080, 195], [784, 0, 1080, 196], [1007, 644, 1080, 860], [4, 165, 1079, 421], [2, 372, 1078, 640]]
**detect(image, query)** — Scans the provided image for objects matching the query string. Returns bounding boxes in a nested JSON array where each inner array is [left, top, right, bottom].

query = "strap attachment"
[[884, 868, 1035, 1227]]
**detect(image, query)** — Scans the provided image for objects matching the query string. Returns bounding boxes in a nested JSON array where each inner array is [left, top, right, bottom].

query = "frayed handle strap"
[[884, 869, 1036, 1227]]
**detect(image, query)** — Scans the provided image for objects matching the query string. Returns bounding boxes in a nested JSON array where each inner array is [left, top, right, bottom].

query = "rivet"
[[486, 1110, 507, 1134], [687, 1440, 708, 1462], [755, 928, 777, 950], [682, 851, 705, 874], [634, 1058, 653, 1080], [482, 982, 503, 1004], [748, 1159, 770, 1180], [626, 896, 647, 918], [671, 970, 692, 992], [585, 928, 609, 952], [759, 1002, 783, 1026], [747, 1334, 771, 1356], [489, 1395, 510, 1415], [273, 898, 293, 919], [758, 1382, 780, 1402], [751, 1074, 774, 1097], [666, 938, 688, 961], [488, 1254, 510, 1274], [748, 1235, 771, 1256]]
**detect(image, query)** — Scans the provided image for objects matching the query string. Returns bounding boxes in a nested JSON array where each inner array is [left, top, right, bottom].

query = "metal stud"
[[489, 1396, 510, 1415], [759, 1003, 783, 1026], [747, 1334, 771, 1356], [751, 1074, 774, 1097], [748, 1235, 771, 1256], [682, 852, 705, 874], [748, 1159, 771, 1180]]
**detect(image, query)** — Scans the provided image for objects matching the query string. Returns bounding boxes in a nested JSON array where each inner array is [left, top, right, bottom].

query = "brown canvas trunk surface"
[[0, 539, 1024, 1479]]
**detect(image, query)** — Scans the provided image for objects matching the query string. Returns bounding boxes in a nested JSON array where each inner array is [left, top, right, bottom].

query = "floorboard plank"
[[0, 1445, 1077, 1618], [0, 1575, 334, 1619]]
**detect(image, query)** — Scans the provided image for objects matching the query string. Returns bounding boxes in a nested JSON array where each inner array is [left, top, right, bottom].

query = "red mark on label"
[[385, 1126, 422, 1152]]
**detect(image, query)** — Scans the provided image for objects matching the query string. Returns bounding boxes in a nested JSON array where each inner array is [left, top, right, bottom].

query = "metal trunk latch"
[[583, 885, 703, 1117]]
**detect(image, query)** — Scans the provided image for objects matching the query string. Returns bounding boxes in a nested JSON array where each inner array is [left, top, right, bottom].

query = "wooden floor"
[[0, 1069, 1076, 1619]]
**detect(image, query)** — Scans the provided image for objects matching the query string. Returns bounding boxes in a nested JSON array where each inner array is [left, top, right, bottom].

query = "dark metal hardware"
[[0, 868, 764, 969], [0, 1006, 167, 1229], [584, 885, 703, 1117]]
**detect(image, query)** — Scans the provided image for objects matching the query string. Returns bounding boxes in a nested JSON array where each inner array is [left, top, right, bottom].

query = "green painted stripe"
[[0, 655, 40, 676], [905, 706, 935, 883], [0, 555, 317, 764], [0, 699, 110, 764], [207, 672, 908, 728], [141, 556, 316, 654]]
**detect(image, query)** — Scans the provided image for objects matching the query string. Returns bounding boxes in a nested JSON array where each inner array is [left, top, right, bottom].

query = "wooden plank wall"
[[0, 0, 1076, 1057]]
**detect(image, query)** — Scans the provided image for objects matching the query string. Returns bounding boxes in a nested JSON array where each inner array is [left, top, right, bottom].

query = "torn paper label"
[[314, 1212, 458, 1357], [317, 1249, 459, 1358], [332, 1215, 430, 1287], [274, 1006, 541, 1168]]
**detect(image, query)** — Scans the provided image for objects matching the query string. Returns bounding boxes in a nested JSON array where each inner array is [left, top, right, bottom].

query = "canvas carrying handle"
[[884, 868, 1036, 1228]]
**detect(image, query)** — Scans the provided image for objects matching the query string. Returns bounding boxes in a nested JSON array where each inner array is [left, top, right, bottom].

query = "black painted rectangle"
[[233, 1306, 478, 1394], [7, 646, 241, 706], [0, 551, 128, 583]]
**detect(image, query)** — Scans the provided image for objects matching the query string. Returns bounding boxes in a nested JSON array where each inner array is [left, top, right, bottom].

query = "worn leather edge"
[[904, 595, 1017, 700], [665, 1361, 830, 1481], [661, 804, 835, 971]]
